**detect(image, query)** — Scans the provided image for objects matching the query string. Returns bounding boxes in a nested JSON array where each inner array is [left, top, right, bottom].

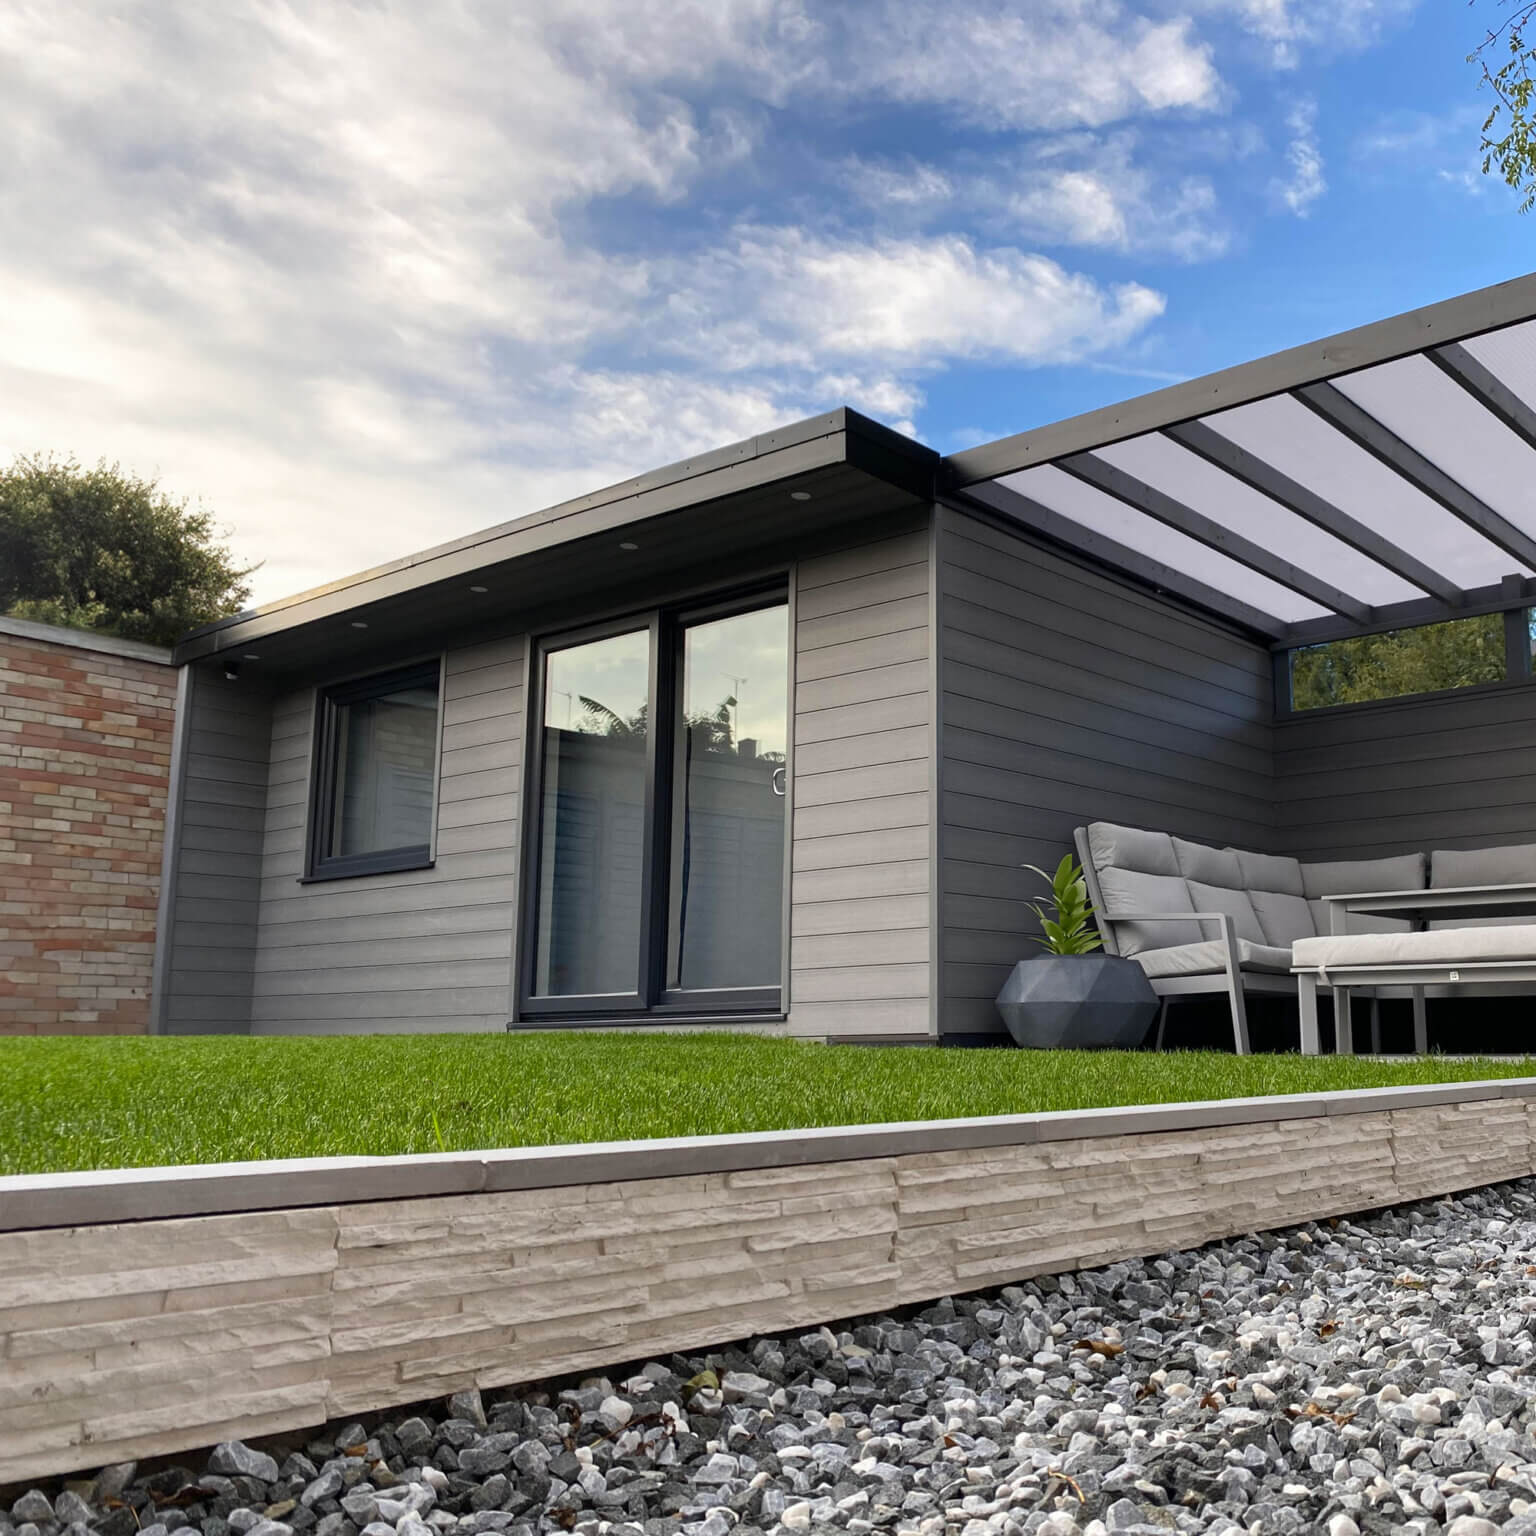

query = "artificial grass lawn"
[[4, 1033, 1536, 1176]]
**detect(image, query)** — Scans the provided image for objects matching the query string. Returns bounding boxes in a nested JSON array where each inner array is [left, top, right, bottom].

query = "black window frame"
[[303, 658, 443, 883], [517, 584, 789, 1021]]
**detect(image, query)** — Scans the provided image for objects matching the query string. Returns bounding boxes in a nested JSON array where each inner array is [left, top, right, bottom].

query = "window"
[[1289, 612, 1506, 711], [306, 660, 442, 880]]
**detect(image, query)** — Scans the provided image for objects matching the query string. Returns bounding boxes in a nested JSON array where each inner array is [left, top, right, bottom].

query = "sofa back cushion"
[[1428, 843, 1536, 928], [1094, 866, 1198, 956], [1173, 836, 1243, 888], [1249, 889, 1317, 947], [1186, 879, 1266, 945], [1300, 853, 1425, 935], [1086, 821, 1179, 878]]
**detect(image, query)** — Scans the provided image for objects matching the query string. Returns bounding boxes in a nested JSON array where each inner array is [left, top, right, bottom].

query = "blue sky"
[[0, 1, 1531, 603]]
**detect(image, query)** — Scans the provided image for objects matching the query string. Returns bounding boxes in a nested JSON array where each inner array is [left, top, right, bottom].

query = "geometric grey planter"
[[995, 953, 1159, 1049]]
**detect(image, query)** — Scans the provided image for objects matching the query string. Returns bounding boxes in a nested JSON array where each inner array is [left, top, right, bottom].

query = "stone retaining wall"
[[4, 1081, 1536, 1485]]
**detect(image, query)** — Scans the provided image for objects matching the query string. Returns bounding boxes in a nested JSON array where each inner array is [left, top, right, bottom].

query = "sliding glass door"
[[523, 592, 788, 1018]]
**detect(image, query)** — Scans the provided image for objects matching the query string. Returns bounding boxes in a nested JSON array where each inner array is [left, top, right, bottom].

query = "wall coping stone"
[[5, 1077, 1534, 1232], [0, 612, 174, 665]]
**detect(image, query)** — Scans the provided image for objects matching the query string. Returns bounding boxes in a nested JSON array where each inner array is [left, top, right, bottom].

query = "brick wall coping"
[[5, 1077, 1534, 1233], [0, 613, 173, 664]]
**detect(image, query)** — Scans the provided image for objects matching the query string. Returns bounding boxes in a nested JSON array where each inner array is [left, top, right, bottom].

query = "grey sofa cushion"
[[1250, 889, 1317, 947], [1173, 837, 1243, 888], [1295, 924, 1536, 969], [1087, 821, 1180, 877], [1234, 849, 1305, 897], [1095, 866, 1198, 957], [1135, 938, 1293, 978], [1186, 879, 1266, 945], [1301, 853, 1426, 935], [1431, 843, 1536, 887]]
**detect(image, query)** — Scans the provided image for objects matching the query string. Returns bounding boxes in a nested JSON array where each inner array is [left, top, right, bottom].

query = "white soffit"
[[1091, 432, 1422, 607], [1003, 463, 1330, 623], [1199, 393, 1522, 592]]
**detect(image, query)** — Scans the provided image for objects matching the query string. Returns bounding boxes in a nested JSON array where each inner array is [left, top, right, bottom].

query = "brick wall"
[[0, 618, 178, 1035]]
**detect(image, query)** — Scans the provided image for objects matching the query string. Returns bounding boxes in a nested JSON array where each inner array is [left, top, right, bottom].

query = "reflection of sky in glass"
[[683, 606, 787, 756], [544, 629, 649, 733]]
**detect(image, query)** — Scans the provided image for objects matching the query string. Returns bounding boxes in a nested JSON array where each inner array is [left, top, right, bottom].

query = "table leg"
[[1369, 995, 1382, 1055], [1335, 986, 1354, 1056], [1298, 973, 1320, 1056], [1412, 985, 1428, 1055]]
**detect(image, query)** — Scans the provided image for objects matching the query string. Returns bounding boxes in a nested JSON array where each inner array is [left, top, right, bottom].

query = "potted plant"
[[994, 854, 1159, 1048]]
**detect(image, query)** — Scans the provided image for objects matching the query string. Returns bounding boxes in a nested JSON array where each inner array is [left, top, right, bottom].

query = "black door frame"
[[517, 582, 789, 1021]]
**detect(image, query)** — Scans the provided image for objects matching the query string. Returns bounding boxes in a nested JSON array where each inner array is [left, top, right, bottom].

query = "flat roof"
[[177, 271, 1536, 663]]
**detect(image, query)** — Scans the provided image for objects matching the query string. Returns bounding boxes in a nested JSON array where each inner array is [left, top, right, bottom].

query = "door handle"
[[771, 765, 786, 797]]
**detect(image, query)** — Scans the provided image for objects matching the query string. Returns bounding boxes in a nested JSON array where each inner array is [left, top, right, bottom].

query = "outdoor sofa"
[[1076, 821, 1536, 1055]]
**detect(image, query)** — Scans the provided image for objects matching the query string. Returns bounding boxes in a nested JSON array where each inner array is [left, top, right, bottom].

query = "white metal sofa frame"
[[1072, 826, 1298, 1056]]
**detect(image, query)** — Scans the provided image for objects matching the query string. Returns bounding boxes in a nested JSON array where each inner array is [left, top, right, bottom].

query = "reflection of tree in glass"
[[1291, 613, 1505, 710], [575, 693, 783, 761]]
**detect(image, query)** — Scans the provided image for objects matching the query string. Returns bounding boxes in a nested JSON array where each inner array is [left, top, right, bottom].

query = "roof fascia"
[[173, 409, 937, 665]]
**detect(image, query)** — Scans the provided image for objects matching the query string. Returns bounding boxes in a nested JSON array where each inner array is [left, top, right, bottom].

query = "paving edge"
[[5, 1076, 1535, 1231]]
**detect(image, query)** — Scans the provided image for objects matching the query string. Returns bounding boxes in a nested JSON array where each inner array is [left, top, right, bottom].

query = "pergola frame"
[[941, 272, 1536, 657]]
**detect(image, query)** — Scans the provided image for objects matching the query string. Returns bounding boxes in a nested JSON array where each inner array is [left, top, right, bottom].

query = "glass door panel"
[[666, 603, 788, 997], [531, 629, 651, 1000]]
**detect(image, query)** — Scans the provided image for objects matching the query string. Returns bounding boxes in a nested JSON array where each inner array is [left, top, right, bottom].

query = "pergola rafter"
[[939, 271, 1536, 649]]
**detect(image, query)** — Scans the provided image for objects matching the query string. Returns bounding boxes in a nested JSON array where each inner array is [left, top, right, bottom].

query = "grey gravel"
[[25, 1180, 1536, 1534]]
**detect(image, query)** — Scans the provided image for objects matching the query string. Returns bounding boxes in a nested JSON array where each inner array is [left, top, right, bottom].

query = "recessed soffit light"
[[350, 621, 368, 629], [242, 653, 261, 661], [619, 540, 639, 551], [790, 490, 812, 501], [470, 585, 489, 593]]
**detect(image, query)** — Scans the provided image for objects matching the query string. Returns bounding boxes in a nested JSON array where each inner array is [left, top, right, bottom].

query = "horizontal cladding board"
[[435, 821, 519, 856], [943, 762, 1272, 846], [443, 664, 524, 705], [792, 929, 936, 969], [794, 759, 928, 807], [1278, 802, 1536, 850], [251, 959, 511, 998], [1273, 687, 1536, 749], [435, 765, 520, 804], [942, 623, 1270, 754], [258, 848, 518, 901], [1274, 774, 1536, 829], [794, 792, 930, 840], [946, 960, 1048, 1001], [942, 592, 1268, 732], [795, 526, 930, 591], [250, 904, 514, 950], [177, 872, 267, 903], [255, 872, 514, 922], [939, 996, 1008, 1035], [246, 986, 509, 1021], [796, 596, 928, 653], [180, 778, 269, 811], [794, 725, 929, 778], [944, 926, 1039, 967], [792, 824, 929, 872], [180, 848, 264, 879], [162, 996, 255, 1025], [184, 752, 269, 788], [789, 962, 930, 1002], [942, 664, 1273, 781], [1278, 743, 1536, 804], [442, 689, 522, 728], [165, 971, 256, 1004], [941, 525, 1270, 686], [1276, 719, 1536, 779], [449, 632, 527, 670], [175, 896, 259, 927], [795, 630, 927, 685], [254, 1014, 507, 1036], [437, 714, 521, 751], [795, 562, 928, 623], [251, 931, 512, 974], [790, 892, 930, 936], [179, 799, 268, 835], [943, 890, 1050, 938], [792, 859, 929, 904], [437, 792, 519, 830], [440, 738, 524, 775], [787, 997, 930, 1036], [187, 726, 271, 764], [795, 692, 929, 745]]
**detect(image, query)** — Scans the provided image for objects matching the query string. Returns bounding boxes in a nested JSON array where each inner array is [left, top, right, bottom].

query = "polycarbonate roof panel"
[[1003, 463, 1330, 623], [1200, 393, 1521, 590], [1461, 314, 1536, 402], [1091, 432, 1422, 607], [1331, 352, 1536, 557]]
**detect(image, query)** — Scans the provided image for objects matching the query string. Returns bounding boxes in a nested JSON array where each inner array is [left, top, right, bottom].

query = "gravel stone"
[[9, 1496, 51, 1524], [209, 1445, 282, 1483]]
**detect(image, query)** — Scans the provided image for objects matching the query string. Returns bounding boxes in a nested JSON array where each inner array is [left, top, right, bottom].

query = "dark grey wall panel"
[[153, 666, 272, 1034], [1276, 682, 1536, 860], [935, 507, 1276, 1036]]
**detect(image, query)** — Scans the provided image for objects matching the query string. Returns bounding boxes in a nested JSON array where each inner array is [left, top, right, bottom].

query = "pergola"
[[941, 273, 1536, 663]]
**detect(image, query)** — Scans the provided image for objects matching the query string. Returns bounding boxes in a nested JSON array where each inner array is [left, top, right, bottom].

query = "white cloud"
[[1196, 0, 1418, 67], [0, 1, 1199, 602], [1273, 99, 1327, 214]]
